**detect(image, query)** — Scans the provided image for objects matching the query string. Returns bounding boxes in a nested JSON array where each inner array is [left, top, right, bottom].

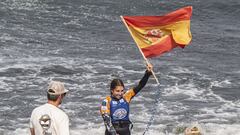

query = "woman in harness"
[[100, 63, 153, 135]]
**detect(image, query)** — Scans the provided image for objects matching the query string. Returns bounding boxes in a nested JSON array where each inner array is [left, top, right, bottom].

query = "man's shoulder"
[[32, 104, 67, 117], [55, 109, 68, 120], [31, 104, 47, 113], [30, 103, 48, 121], [47, 104, 68, 118]]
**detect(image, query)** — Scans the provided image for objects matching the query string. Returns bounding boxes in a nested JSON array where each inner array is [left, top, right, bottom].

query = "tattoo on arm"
[[102, 114, 117, 134]]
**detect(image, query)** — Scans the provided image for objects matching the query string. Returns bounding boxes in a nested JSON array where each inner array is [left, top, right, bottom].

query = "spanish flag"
[[121, 6, 192, 58]]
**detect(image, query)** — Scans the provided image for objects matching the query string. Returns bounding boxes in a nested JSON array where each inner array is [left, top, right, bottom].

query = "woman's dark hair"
[[110, 79, 124, 91]]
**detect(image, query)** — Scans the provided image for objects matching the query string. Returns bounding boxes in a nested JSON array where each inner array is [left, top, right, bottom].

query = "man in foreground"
[[30, 81, 69, 135]]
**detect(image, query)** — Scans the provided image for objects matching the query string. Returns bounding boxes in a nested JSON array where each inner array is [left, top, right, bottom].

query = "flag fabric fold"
[[122, 6, 192, 58]]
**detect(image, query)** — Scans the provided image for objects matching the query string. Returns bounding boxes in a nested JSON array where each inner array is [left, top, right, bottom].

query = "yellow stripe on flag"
[[128, 20, 191, 49]]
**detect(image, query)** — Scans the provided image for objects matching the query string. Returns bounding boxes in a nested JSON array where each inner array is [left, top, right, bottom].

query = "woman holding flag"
[[100, 63, 153, 135], [100, 6, 192, 135]]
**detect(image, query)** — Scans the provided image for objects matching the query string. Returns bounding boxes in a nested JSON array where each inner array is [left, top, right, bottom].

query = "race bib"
[[112, 108, 127, 119]]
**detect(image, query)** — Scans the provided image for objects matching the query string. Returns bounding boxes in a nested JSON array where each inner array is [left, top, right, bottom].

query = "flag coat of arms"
[[122, 6, 192, 58]]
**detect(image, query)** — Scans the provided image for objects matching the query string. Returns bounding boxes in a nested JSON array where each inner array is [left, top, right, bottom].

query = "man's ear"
[[58, 95, 62, 100]]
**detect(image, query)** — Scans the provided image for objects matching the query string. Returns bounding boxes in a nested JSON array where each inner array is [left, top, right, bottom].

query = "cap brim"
[[63, 89, 69, 93]]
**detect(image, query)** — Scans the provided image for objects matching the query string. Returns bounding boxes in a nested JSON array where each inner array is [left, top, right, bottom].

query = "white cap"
[[47, 81, 69, 95]]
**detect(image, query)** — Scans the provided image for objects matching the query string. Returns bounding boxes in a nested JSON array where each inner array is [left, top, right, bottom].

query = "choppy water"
[[0, 0, 240, 135]]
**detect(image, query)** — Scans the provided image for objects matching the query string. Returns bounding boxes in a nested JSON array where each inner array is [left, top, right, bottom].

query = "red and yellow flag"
[[122, 6, 192, 58]]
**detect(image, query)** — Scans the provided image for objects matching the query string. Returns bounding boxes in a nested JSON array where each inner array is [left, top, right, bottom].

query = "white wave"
[[211, 79, 232, 87], [0, 33, 15, 42], [164, 83, 204, 99], [204, 123, 240, 135], [63, 19, 83, 27], [1, 0, 50, 11]]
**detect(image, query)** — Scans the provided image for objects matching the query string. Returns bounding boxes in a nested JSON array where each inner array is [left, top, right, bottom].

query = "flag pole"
[[120, 16, 160, 85]]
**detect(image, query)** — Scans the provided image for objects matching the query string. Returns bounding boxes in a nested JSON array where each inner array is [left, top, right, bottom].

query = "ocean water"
[[0, 0, 240, 135]]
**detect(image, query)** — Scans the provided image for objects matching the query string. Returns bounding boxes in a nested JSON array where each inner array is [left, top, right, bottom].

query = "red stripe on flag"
[[141, 36, 178, 58], [123, 6, 192, 27]]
